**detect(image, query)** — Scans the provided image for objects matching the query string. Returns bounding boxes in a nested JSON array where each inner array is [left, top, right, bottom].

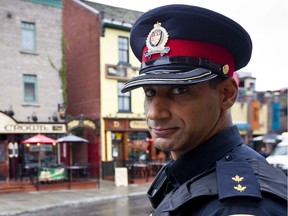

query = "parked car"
[[266, 137, 288, 175]]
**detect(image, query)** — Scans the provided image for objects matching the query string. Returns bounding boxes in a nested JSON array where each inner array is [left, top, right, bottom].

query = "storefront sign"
[[38, 167, 66, 181], [0, 112, 66, 134], [2, 124, 66, 134], [129, 120, 147, 129], [67, 119, 96, 131], [114, 167, 128, 187], [104, 119, 125, 130], [106, 64, 138, 81], [113, 121, 120, 128], [29, 144, 53, 152]]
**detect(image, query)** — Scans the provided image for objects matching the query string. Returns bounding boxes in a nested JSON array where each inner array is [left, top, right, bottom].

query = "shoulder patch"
[[216, 159, 262, 200]]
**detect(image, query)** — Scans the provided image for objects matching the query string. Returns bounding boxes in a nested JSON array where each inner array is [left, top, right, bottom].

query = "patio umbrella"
[[56, 134, 89, 189], [56, 134, 88, 143], [21, 133, 57, 144], [21, 134, 57, 167], [56, 134, 88, 166]]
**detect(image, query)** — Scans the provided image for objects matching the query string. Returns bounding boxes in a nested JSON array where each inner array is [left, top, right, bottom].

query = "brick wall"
[[63, 0, 101, 120]]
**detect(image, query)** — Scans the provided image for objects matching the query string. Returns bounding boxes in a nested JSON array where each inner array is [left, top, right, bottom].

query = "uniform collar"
[[165, 125, 243, 188]]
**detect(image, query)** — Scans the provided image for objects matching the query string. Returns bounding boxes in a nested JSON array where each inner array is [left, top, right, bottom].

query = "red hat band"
[[142, 39, 236, 76]]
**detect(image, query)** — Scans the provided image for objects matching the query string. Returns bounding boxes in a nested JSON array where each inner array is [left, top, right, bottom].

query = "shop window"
[[118, 81, 131, 112], [21, 21, 36, 52], [0, 143, 5, 161], [23, 74, 38, 103], [111, 132, 124, 167], [23, 144, 57, 167], [128, 132, 150, 162], [118, 36, 129, 64], [237, 87, 245, 102]]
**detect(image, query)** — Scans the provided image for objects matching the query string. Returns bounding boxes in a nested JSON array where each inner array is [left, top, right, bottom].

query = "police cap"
[[121, 4, 252, 93]]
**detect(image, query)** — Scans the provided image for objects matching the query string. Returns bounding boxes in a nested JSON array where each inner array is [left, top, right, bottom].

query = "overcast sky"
[[88, 0, 288, 91]]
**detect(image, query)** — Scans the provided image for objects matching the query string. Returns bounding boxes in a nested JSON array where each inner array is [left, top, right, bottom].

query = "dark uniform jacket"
[[148, 126, 287, 216]]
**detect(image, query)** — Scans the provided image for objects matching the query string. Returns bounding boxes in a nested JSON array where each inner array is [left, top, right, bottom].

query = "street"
[[18, 195, 152, 216]]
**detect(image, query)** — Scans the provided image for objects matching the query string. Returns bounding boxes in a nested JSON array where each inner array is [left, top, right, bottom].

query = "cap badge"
[[144, 22, 170, 58]]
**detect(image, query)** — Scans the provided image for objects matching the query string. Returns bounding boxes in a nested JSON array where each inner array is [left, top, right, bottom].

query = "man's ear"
[[221, 78, 238, 110]]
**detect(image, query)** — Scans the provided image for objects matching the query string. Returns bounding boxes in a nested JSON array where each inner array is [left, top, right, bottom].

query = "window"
[[118, 81, 131, 112], [23, 74, 38, 103], [21, 21, 36, 52], [118, 37, 129, 64]]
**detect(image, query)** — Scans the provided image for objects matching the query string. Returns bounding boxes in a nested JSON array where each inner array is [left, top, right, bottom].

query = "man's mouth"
[[149, 126, 179, 137]]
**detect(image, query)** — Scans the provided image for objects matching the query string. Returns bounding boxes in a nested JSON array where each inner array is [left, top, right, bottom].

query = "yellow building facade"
[[232, 101, 269, 137], [100, 28, 148, 165]]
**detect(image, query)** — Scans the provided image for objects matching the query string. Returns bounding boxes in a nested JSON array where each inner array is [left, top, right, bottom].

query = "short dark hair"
[[208, 76, 225, 89]]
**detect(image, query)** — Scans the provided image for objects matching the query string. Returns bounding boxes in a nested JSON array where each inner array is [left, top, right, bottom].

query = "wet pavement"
[[17, 195, 151, 216], [0, 180, 150, 216]]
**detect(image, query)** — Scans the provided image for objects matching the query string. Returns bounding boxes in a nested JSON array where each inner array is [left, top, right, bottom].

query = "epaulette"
[[249, 157, 287, 201], [216, 156, 262, 200]]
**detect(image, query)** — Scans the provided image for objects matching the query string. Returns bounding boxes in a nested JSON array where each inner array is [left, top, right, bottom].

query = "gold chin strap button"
[[222, 64, 229, 74]]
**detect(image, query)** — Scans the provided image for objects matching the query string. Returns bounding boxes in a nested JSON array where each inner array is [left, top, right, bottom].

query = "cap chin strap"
[[140, 56, 230, 78]]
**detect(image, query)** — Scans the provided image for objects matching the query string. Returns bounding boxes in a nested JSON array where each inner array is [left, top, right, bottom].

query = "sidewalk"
[[0, 180, 150, 216]]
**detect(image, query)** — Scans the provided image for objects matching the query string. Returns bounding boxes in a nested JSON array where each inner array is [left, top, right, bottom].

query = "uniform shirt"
[[148, 126, 287, 216], [164, 126, 262, 189]]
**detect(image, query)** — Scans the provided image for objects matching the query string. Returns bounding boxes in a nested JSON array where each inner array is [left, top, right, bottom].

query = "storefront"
[[0, 111, 66, 181], [104, 118, 151, 163], [66, 116, 101, 179], [102, 118, 169, 179]]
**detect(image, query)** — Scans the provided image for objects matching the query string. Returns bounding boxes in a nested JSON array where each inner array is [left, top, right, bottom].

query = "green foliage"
[[60, 35, 67, 104], [48, 34, 67, 105]]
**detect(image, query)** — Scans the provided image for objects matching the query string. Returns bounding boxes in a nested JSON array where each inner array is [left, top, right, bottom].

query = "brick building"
[[62, 0, 103, 175], [0, 0, 66, 180]]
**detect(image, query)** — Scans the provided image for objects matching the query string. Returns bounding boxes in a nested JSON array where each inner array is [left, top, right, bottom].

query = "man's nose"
[[145, 96, 171, 120]]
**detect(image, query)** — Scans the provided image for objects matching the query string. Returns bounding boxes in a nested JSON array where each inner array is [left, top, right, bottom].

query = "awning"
[[234, 122, 250, 130], [253, 133, 282, 143]]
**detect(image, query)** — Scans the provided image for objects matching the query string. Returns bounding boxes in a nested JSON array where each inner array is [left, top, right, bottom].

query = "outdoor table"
[[66, 165, 88, 189], [126, 162, 149, 182], [66, 165, 88, 178]]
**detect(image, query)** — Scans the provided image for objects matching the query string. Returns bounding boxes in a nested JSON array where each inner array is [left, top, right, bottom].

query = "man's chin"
[[153, 137, 173, 152]]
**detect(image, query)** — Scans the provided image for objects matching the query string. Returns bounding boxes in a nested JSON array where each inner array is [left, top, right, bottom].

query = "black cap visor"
[[121, 67, 218, 93], [121, 56, 228, 93]]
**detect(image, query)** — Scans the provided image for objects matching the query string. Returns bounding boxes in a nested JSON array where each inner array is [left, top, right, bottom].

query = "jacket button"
[[225, 155, 233, 161]]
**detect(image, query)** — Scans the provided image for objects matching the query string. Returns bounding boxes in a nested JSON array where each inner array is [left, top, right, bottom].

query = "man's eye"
[[171, 86, 189, 94], [144, 89, 156, 97]]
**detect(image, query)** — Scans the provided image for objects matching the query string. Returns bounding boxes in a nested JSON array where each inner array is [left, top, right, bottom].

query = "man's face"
[[143, 82, 223, 159]]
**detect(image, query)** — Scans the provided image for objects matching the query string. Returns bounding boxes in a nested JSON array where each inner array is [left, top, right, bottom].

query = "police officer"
[[121, 4, 287, 216]]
